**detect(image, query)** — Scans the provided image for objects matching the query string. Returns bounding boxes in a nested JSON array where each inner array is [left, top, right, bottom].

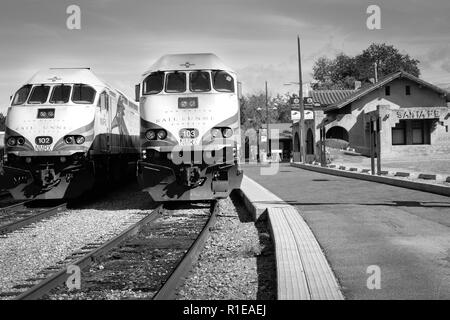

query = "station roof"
[[310, 90, 357, 107], [325, 71, 450, 112], [142, 53, 234, 76]]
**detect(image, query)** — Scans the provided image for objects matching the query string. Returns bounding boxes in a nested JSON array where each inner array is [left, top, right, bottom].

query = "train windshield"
[[143, 72, 164, 95], [166, 72, 186, 93], [28, 85, 50, 104], [212, 71, 234, 93], [72, 84, 96, 104], [190, 71, 211, 92], [12, 85, 32, 105], [50, 85, 71, 104]]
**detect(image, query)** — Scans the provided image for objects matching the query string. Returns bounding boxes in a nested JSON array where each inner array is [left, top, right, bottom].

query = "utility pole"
[[374, 61, 378, 83], [297, 35, 305, 163], [265, 81, 270, 158]]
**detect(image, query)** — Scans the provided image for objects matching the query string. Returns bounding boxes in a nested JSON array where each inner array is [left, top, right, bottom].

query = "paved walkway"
[[330, 151, 450, 176], [243, 163, 450, 299]]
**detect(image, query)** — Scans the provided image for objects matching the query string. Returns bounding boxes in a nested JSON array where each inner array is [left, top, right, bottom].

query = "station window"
[[12, 85, 32, 105], [50, 85, 71, 104], [405, 85, 411, 95], [385, 86, 391, 96], [72, 84, 96, 104], [392, 119, 432, 146], [392, 120, 406, 145], [213, 71, 234, 92], [189, 71, 211, 92], [143, 72, 164, 95], [412, 120, 425, 144], [28, 85, 50, 104], [165, 72, 186, 93]]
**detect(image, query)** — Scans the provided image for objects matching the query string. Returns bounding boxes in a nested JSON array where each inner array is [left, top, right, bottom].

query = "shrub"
[[324, 138, 349, 150]]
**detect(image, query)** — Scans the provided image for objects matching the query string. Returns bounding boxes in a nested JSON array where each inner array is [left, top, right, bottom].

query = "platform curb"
[[291, 163, 450, 197], [237, 175, 344, 300]]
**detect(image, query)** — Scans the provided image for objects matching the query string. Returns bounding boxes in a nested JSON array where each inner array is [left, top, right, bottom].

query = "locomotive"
[[136, 53, 243, 201], [0, 68, 140, 200]]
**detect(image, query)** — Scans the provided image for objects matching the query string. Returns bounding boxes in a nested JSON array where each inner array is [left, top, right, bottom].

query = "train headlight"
[[211, 128, 220, 138], [145, 130, 156, 140], [222, 128, 233, 138], [17, 137, 25, 145], [60, 156, 67, 163], [25, 157, 32, 164], [6, 137, 17, 146], [64, 136, 74, 144], [157, 130, 167, 140], [75, 136, 85, 145]]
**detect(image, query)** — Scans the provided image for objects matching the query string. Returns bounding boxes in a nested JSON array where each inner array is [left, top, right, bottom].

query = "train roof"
[[143, 53, 234, 76], [26, 68, 108, 87]]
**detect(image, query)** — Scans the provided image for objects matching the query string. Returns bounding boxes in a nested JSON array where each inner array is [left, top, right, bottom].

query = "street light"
[[256, 81, 277, 159]]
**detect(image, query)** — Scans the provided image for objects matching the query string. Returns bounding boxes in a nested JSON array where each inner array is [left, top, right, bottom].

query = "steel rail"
[[16, 205, 164, 300], [0, 200, 31, 211], [153, 200, 219, 300], [0, 202, 66, 235]]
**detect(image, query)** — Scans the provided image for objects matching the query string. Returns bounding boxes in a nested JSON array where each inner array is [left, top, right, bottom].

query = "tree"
[[355, 43, 420, 82], [312, 43, 421, 90], [0, 113, 5, 131], [240, 93, 292, 132]]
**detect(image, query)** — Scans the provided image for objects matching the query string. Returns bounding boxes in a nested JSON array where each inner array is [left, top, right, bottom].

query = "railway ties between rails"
[[8, 201, 218, 300]]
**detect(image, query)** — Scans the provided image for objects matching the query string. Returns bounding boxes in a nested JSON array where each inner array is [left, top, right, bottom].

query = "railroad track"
[[11, 201, 218, 300], [0, 201, 67, 235], [154, 201, 219, 300]]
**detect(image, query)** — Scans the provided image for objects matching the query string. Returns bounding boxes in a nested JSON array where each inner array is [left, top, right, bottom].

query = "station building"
[[293, 71, 450, 161], [242, 123, 293, 163]]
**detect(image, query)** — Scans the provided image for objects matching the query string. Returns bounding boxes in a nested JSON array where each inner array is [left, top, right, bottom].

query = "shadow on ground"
[[230, 191, 277, 300]]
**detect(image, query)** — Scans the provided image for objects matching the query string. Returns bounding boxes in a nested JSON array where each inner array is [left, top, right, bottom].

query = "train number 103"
[[179, 128, 199, 139]]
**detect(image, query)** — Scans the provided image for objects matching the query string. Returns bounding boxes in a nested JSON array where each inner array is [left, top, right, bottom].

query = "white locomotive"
[[136, 53, 243, 202], [0, 68, 140, 199]]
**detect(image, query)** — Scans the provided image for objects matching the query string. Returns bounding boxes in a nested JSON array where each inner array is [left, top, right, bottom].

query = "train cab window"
[[12, 85, 32, 105], [143, 72, 164, 95], [165, 72, 186, 93], [189, 71, 211, 92], [72, 84, 96, 104], [28, 85, 50, 104], [212, 71, 234, 92], [50, 85, 71, 104]]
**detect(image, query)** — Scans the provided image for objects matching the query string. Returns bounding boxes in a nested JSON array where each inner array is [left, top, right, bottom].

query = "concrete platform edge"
[[237, 175, 344, 300]]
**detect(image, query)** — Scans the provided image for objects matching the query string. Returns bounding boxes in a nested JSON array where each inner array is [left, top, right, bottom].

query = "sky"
[[1, 0, 450, 113]]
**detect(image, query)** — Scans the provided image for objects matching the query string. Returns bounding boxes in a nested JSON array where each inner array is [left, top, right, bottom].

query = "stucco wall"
[[324, 78, 449, 158]]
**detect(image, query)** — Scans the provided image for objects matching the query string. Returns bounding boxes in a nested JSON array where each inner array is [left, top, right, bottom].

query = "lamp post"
[[265, 81, 270, 157], [257, 81, 277, 162]]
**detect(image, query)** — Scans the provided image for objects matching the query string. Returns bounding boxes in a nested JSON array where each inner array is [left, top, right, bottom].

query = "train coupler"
[[40, 167, 62, 191], [211, 170, 230, 196], [182, 166, 206, 187]]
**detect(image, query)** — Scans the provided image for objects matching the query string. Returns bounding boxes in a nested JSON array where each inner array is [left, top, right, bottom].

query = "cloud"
[[442, 61, 450, 73], [1, 0, 450, 112]]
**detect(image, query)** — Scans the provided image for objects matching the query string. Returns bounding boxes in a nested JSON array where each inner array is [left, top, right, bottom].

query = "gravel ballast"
[[176, 195, 276, 300], [46, 204, 210, 300], [0, 184, 154, 297]]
